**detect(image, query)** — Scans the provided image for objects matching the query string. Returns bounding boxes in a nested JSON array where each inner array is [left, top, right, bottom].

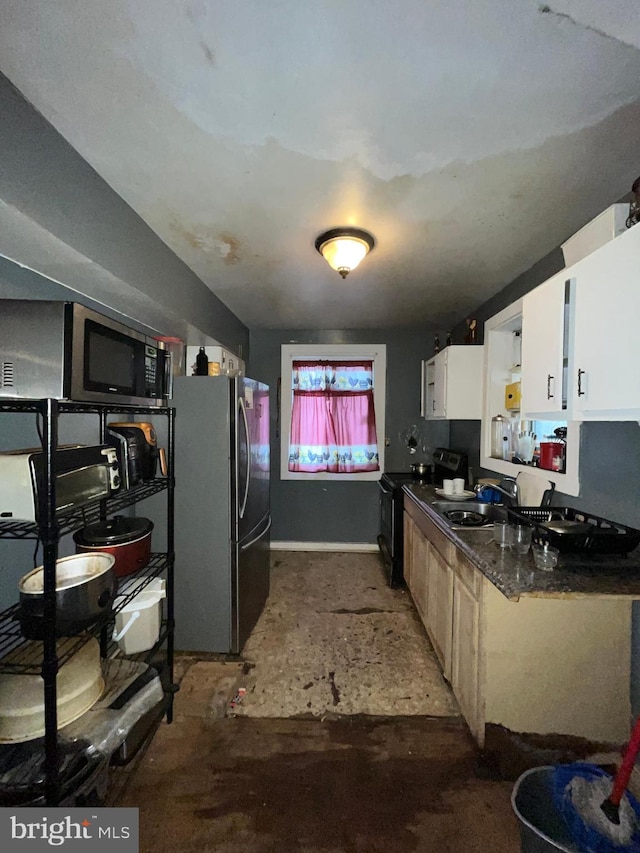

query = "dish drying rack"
[[507, 507, 640, 555]]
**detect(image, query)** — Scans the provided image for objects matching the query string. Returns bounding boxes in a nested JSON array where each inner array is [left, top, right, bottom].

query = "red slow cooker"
[[73, 516, 153, 578]]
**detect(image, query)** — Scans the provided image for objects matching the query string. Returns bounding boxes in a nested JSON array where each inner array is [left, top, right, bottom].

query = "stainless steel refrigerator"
[[173, 375, 270, 653]]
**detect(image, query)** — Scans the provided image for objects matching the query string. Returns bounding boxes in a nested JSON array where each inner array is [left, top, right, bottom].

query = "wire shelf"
[[0, 399, 175, 804], [0, 554, 170, 674], [0, 400, 171, 416], [0, 480, 168, 540]]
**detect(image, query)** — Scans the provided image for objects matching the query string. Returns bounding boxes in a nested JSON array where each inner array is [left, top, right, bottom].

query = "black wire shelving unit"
[[0, 399, 176, 805]]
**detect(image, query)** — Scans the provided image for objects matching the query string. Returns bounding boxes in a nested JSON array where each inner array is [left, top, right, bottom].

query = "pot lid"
[[73, 515, 153, 545]]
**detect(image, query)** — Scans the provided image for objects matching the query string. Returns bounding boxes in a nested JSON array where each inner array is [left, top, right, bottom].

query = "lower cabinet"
[[451, 569, 481, 741], [403, 496, 632, 748], [426, 542, 453, 681], [408, 521, 429, 626], [403, 504, 454, 682]]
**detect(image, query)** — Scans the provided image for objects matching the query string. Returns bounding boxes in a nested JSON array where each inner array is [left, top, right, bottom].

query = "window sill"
[[283, 470, 381, 482]]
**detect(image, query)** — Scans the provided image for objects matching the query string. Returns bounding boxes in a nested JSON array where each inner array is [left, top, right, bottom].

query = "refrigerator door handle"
[[238, 395, 251, 519], [240, 515, 272, 551]]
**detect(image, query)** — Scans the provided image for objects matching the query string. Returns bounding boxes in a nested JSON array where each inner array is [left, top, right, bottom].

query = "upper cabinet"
[[522, 223, 640, 421], [482, 298, 581, 496], [483, 217, 640, 497], [521, 269, 568, 418], [421, 345, 484, 420], [570, 224, 640, 419]]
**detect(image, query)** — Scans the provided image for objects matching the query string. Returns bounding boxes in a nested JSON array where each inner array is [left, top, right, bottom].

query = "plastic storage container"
[[113, 580, 166, 655], [491, 414, 508, 459]]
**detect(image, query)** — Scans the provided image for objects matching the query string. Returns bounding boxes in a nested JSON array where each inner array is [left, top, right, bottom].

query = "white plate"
[[435, 489, 476, 501]]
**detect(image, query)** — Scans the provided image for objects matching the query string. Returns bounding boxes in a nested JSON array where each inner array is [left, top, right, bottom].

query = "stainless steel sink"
[[430, 500, 509, 529], [455, 528, 497, 545]]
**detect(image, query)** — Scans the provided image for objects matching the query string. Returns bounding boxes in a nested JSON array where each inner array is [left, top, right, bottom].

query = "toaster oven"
[[0, 445, 120, 522]]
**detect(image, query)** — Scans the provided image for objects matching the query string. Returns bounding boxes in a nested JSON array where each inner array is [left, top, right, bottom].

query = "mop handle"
[[610, 715, 640, 807]]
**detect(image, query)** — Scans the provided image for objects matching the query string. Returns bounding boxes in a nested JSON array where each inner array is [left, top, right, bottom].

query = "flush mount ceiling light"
[[315, 227, 375, 279]]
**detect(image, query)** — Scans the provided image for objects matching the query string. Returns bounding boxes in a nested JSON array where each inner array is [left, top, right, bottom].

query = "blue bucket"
[[512, 765, 640, 853], [512, 767, 576, 852]]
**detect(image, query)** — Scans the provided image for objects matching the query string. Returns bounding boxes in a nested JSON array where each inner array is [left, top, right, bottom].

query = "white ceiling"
[[1, 0, 640, 330]]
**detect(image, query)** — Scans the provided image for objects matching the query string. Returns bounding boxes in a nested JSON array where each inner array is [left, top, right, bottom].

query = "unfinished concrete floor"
[[113, 551, 521, 851], [236, 551, 459, 718]]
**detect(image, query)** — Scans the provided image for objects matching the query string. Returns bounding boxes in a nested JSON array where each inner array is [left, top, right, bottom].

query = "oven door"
[[377, 478, 404, 586], [379, 479, 395, 555]]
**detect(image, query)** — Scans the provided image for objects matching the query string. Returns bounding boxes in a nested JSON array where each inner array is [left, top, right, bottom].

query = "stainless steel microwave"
[[0, 300, 170, 406]]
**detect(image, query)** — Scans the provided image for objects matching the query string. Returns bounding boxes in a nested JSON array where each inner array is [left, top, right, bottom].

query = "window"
[[280, 344, 386, 481]]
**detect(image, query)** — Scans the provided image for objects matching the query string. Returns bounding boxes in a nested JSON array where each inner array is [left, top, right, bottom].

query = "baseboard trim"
[[271, 541, 379, 553]]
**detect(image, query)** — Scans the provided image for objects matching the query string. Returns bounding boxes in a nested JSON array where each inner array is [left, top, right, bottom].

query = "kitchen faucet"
[[474, 478, 519, 506]]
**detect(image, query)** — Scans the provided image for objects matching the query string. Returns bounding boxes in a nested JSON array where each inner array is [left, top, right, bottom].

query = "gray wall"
[[249, 329, 449, 544], [0, 73, 248, 354], [0, 73, 249, 614]]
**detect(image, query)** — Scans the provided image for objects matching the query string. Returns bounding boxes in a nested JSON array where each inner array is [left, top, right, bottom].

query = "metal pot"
[[18, 553, 116, 639], [410, 462, 432, 481], [73, 516, 153, 578]]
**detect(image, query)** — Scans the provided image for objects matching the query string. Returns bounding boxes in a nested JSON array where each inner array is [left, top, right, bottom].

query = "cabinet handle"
[[577, 368, 586, 397], [432, 399, 436, 412], [546, 374, 554, 399]]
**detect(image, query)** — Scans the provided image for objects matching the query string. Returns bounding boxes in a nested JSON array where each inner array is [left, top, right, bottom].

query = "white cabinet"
[[421, 345, 484, 420], [570, 224, 640, 419], [483, 298, 581, 495], [521, 269, 568, 418], [521, 223, 640, 421]]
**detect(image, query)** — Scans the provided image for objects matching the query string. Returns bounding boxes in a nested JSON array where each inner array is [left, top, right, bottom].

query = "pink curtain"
[[288, 360, 379, 473]]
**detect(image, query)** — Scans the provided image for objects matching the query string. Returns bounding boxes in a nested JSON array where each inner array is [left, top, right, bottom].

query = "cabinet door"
[[421, 357, 440, 419], [521, 270, 568, 416], [451, 575, 481, 741], [426, 542, 453, 680], [424, 347, 483, 420], [403, 510, 413, 589], [432, 351, 447, 418], [408, 521, 429, 625], [571, 225, 640, 418]]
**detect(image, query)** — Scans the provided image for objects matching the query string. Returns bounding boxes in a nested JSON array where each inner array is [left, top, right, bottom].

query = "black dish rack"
[[507, 507, 640, 555]]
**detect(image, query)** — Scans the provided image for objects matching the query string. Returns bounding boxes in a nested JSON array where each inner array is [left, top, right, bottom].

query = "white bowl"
[[0, 638, 103, 743]]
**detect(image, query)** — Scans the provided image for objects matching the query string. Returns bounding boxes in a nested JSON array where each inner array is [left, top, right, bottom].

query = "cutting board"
[[516, 470, 555, 507]]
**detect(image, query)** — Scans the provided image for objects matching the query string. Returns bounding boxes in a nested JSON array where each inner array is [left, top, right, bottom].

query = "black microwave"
[[0, 300, 171, 406]]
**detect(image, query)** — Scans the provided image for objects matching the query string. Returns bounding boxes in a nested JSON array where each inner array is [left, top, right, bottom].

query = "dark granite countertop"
[[402, 482, 640, 601]]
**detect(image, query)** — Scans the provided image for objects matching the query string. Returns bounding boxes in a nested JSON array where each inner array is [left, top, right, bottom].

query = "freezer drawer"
[[233, 514, 271, 654]]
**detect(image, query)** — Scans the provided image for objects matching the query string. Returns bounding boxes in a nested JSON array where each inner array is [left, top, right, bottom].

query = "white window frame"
[[280, 344, 386, 481]]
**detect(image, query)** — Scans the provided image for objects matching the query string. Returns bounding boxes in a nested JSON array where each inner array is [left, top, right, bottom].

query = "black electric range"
[[377, 471, 428, 587], [376, 448, 468, 587]]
